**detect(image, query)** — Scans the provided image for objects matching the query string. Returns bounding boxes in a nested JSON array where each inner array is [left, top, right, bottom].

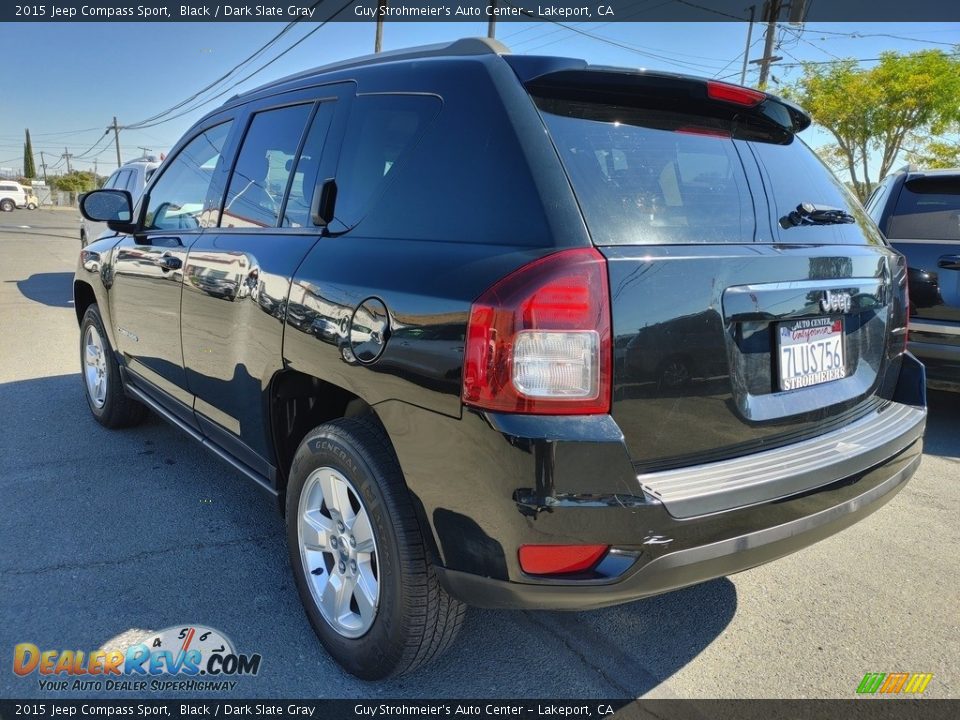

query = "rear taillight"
[[462, 247, 611, 415], [706, 80, 765, 107]]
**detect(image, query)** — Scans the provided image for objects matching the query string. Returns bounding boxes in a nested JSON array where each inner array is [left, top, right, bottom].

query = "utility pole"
[[739, 5, 756, 85], [39, 151, 48, 183], [137, 146, 152, 158], [374, 0, 386, 53], [487, 0, 497, 38], [93, 157, 98, 180], [756, 0, 781, 89], [106, 116, 122, 168], [61, 148, 73, 174]]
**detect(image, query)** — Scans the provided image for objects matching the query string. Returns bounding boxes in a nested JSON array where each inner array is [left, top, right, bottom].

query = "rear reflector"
[[518, 544, 609, 575], [706, 81, 765, 107]]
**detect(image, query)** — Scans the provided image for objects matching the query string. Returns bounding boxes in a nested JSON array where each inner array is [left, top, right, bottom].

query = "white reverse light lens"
[[512, 331, 599, 399]]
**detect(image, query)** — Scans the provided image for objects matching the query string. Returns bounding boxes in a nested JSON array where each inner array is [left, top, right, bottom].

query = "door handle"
[[937, 255, 960, 270], [156, 254, 182, 271]]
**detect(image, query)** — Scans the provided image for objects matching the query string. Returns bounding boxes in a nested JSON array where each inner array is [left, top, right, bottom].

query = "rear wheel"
[[80, 304, 147, 428], [0, 199, 14, 212], [27, 202, 37, 210], [286, 416, 466, 679]]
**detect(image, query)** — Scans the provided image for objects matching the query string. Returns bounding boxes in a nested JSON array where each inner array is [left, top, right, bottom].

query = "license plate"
[[777, 317, 846, 391]]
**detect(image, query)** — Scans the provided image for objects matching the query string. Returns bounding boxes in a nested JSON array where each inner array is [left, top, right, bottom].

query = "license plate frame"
[[777, 317, 847, 391]]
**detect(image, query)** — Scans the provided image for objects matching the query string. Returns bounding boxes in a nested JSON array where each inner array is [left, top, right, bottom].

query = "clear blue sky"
[[0, 21, 957, 176]]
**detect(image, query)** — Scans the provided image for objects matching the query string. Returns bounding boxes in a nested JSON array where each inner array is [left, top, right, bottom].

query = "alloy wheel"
[[297, 466, 380, 638]]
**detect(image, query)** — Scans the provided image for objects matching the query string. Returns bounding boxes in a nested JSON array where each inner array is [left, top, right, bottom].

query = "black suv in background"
[[76, 39, 926, 679], [867, 167, 960, 391]]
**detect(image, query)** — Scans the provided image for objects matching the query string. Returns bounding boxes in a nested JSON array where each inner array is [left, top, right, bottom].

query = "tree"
[[785, 50, 960, 201], [906, 124, 960, 169], [50, 171, 97, 193], [23, 129, 36, 179]]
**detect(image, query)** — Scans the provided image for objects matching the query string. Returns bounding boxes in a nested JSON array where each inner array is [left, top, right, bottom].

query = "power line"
[[128, 1, 356, 131], [122, 20, 304, 130]]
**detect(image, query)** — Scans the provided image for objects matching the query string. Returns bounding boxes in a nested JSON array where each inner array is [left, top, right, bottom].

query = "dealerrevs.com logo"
[[13, 625, 262, 692]]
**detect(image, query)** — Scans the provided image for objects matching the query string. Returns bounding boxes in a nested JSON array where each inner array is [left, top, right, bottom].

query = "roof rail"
[[228, 37, 511, 104], [895, 163, 919, 174]]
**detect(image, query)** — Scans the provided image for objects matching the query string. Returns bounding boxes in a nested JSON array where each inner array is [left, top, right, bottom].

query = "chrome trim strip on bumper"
[[638, 401, 926, 519]]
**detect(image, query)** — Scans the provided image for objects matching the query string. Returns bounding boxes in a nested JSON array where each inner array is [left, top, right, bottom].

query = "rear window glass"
[[537, 98, 755, 245], [748, 138, 885, 245], [887, 176, 960, 241]]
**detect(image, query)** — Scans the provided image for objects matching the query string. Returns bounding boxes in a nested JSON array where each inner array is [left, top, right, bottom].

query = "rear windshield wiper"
[[779, 202, 856, 228]]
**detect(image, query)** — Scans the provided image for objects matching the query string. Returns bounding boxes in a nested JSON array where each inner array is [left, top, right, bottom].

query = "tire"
[[79, 304, 147, 429], [286, 416, 466, 679], [27, 203, 37, 210], [0, 199, 14, 212]]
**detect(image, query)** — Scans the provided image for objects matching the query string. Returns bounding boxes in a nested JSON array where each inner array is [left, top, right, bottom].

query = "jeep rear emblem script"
[[820, 290, 852, 314]]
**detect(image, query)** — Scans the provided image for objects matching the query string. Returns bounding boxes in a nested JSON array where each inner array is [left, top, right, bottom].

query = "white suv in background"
[[0, 181, 28, 212], [80, 156, 161, 246]]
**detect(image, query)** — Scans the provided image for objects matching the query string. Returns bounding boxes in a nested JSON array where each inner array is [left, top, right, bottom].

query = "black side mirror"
[[79, 189, 137, 234]]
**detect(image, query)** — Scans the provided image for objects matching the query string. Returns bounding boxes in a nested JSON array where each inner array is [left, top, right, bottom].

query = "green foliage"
[[23, 129, 36, 179], [50, 171, 98, 193], [785, 50, 960, 200], [906, 125, 960, 169]]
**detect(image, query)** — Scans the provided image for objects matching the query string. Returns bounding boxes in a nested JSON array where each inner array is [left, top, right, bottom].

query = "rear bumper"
[[380, 354, 927, 611], [436, 439, 922, 609]]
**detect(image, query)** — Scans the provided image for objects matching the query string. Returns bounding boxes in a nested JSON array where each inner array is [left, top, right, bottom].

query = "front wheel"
[[0, 199, 14, 212], [27, 203, 37, 210], [286, 416, 466, 679], [79, 304, 147, 428]]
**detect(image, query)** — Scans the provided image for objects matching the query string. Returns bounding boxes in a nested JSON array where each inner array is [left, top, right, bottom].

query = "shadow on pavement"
[[10, 272, 75, 309], [0, 374, 735, 698], [923, 390, 960, 459]]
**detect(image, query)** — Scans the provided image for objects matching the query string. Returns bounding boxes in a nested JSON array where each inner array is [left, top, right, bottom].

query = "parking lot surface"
[[1, 208, 957, 699]]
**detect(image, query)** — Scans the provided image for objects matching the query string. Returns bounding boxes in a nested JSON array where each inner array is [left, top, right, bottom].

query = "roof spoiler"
[[504, 55, 811, 134]]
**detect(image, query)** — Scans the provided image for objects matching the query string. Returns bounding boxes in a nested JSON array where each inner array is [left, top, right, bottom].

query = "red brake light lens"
[[706, 81, 765, 107], [519, 544, 610, 575], [462, 247, 612, 415]]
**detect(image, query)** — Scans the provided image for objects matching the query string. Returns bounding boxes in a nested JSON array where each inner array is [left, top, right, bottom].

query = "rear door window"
[[221, 103, 313, 229], [887, 176, 960, 241], [282, 102, 336, 228], [537, 98, 754, 245]]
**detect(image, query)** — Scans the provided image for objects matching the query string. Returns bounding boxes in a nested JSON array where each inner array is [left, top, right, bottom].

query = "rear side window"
[[282, 102, 336, 228], [332, 94, 441, 229], [222, 103, 313, 229], [537, 99, 754, 245], [887, 176, 960, 241], [749, 138, 884, 245]]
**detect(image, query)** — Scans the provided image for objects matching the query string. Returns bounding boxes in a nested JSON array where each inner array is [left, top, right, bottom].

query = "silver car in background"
[[80, 156, 160, 246]]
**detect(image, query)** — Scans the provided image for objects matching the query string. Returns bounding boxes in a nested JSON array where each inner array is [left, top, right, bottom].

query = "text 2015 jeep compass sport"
[[75, 39, 927, 679]]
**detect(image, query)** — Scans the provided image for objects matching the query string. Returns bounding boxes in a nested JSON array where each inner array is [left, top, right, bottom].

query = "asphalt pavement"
[[0, 208, 957, 699]]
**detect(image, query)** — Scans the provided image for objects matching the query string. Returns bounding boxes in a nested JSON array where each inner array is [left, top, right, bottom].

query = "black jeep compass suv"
[[76, 38, 927, 679]]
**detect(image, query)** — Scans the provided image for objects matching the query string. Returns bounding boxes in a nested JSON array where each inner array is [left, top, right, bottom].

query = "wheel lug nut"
[[338, 561, 346, 573], [337, 521, 345, 532], [330, 537, 338, 548], [350, 560, 357, 572], [349, 536, 356, 548]]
